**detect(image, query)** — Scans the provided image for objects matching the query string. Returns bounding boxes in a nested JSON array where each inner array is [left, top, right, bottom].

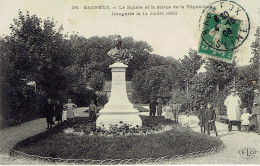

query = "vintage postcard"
[[0, 0, 259, 165]]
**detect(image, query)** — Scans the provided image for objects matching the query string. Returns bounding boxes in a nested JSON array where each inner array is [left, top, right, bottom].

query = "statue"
[[107, 35, 133, 64]]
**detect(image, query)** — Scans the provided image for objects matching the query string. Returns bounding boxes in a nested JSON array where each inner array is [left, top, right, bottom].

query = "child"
[[44, 99, 54, 129], [63, 99, 77, 126], [182, 112, 191, 128], [163, 103, 174, 121], [205, 103, 218, 136], [55, 100, 63, 124], [240, 108, 252, 132]]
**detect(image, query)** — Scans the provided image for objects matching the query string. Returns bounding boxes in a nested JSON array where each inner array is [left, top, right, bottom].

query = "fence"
[[10, 142, 225, 164]]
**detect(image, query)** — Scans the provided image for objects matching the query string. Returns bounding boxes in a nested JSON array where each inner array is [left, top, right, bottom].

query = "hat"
[[230, 88, 236, 92]]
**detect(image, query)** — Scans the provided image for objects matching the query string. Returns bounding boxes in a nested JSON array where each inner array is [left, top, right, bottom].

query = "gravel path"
[[0, 118, 48, 164], [1, 113, 260, 164], [174, 115, 260, 164]]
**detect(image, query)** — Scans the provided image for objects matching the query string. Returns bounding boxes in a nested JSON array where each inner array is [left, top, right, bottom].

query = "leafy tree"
[[132, 65, 176, 103], [178, 49, 204, 91], [89, 71, 105, 92], [249, 27, 259, 84], [0, 11, 74, 126]]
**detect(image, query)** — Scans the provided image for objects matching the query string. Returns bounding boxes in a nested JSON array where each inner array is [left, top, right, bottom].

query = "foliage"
[[0, 11, 74, 126], [70, 122, 166, 137], [96, 94, 108, 106], [88, 71, 105, 92], [249, 27, 259, 82], [132, 65, 175, 103], [178, 49, 204, 91]]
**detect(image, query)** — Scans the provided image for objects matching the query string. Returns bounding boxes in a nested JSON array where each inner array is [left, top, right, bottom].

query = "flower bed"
[[12, 116, 223, 160], [64, 122, 174, 137]]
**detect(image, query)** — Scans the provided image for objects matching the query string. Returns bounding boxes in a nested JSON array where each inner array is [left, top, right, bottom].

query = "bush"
[[97, 94, 108, 106]]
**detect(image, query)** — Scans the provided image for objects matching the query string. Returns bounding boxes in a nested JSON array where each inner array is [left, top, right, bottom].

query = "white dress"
[[163, 106, 175, 120], [63, 103, 77, 119], [224, 95, 242, 121], [240, 113, 251, 125], [62, 111, 67, 122], [182, 116, 190, 127]]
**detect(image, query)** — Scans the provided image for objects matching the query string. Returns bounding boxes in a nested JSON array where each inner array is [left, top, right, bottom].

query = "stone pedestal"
[[96, 62, 142, 129]]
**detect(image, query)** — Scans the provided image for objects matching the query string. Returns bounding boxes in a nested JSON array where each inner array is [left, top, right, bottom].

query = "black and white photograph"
[[0, 0, 259, 164]]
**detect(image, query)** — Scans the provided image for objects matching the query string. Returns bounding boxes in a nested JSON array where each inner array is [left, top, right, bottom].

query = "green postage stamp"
[[198, 0, 250, 62]]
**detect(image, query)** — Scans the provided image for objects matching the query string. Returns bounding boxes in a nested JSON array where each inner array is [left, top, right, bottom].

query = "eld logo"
[[239, 148, 257, 159]]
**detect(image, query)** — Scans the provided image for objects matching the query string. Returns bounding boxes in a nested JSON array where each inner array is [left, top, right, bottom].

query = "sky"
[[0, 0, 259, 66]]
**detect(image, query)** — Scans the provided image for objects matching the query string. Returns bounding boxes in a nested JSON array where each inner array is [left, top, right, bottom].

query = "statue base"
[[96, 62, 142, 129]]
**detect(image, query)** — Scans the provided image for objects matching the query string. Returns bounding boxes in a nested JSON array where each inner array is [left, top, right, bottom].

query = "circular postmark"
[[238, 147, 257, 160], [199, 0, 250, 51]]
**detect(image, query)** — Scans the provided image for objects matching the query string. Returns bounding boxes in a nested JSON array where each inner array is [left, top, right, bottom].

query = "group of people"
[[44, 98, 77, 129], [197, 88, 260, 136], [224, 88, 260, 134], [44, 98, 98, 129], [149, 97, 181, 122], [198, 103, 218, 136]]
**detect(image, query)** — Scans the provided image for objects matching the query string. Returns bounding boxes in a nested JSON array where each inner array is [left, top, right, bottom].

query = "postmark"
[[198, 0, 250, 62]]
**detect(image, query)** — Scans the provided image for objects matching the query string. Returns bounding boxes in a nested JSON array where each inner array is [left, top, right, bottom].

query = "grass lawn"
[[13, 116, 222, 160]]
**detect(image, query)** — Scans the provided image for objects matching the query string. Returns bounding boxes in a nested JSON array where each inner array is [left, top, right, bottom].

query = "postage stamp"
[[198, 0, 250, 62]]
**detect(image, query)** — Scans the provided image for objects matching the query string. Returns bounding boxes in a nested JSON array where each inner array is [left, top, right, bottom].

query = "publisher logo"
[[239, 148, 257, 159]]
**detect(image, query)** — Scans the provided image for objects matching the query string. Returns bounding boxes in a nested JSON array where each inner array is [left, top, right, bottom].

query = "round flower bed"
[[12, 116, 223, 161]]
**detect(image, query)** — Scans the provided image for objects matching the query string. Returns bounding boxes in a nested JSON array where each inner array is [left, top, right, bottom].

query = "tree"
[[132, 65, 176, 103], [0, 11, 74, 126], [89, 71, 105, 92], [249, 27, 259, 84], [179, 49, 204, 92]]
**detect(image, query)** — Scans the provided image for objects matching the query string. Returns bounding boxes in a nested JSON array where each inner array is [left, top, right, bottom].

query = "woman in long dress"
[[163, 103, 174, 121]]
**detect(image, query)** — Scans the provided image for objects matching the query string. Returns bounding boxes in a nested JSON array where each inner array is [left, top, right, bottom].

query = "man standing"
[[224, 88, 242, 132], [252, 89, 260, 135], [63, 99, 77, 126], [157, 97, 163, 116], [88, 100, 97, 122], [205, 103, 218, 136], [149, 99, 157, 117], [44, 98, 54, 129]]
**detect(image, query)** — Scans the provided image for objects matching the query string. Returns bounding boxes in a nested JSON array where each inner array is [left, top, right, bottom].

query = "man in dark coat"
[[157, 97, 163, 116], [252, 89, 260, 135], [198, 105, 206, 133], [88, 100, 97, 122], [149, 99, 157, 117], [205, 103, 218, 136], [44, 98, 54, 129], [55, 100, 63, 124]]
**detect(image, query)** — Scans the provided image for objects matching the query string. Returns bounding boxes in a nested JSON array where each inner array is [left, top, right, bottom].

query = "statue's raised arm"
[[107, 35, 133, 64]]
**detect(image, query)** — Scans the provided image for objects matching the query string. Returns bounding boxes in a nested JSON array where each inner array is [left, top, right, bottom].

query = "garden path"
[[0, 118, 48, 164], [174, 115, 260, 164]]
